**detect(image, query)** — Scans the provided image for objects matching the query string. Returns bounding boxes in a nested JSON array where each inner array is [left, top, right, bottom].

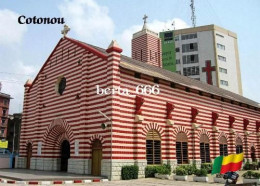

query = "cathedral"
[[18, 20, 260, 180]]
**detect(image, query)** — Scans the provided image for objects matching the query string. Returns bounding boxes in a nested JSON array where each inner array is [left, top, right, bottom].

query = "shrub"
[[201, 163, 212, 174], [145, 166, 157, 178], [177, 164, 197, 175], [194, 168, 208, 177], [121, 165, 139, 180], [156, 164, 171, 175], [242, 171, 260, 179], [175, 167, 188, 176], [243, 162, 251, 170], [145, 164, 171, 177]]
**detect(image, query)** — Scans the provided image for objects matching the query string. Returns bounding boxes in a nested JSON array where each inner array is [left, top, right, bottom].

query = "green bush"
[[175, 167, 188, 176], [243, 162, 251, 170], [145, 166, 157, 178], [156, 164, 171, 175], [145, 164, 171, 177], [201, 163, 212, 174], [194, 168, 208, 177], [242, 171, 260, 179], [177, 164, 197, 175], [121, 165, 139, 180]]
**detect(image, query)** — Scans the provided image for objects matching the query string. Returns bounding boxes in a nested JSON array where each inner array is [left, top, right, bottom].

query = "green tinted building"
[[159, 31, 176, 72]]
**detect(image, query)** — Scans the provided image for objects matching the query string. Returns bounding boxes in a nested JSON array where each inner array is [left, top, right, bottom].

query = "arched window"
[[146, 129, 161, 164], [200, 134, 210, 163], [236, 137, 243, 154], [176, 132, 188, 164], [219, 136, 228, 156]]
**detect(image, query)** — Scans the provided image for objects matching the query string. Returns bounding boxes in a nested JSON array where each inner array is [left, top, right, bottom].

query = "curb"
[[0, 178, 107, 185]]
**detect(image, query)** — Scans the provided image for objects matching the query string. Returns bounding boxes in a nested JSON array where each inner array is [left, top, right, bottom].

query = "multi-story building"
[[0, 92, 11, 139], [160, 25, 243, 95]]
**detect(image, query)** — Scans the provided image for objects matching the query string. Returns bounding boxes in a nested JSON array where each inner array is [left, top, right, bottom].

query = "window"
[[176, 59, 180, 64], [134, 72, 141, 79], [181, 33, 197, 40], [216, 33, 224, 38], [176, 132, 188, 164], [164, 32, 173, 41], [200, 134, 210, 163], [183, 54, 199, 64], [1, 119, 5, 125], [175, 48, 180, 52], [182, 43, 198, 53], [220, 80, 228, 86], [174, 35, 179, 41], [2, 110, 6, 116], [3, 99, 8, 106], [236, 138, 243, 154], [219, 136, 228, 156], [183, 66, 199, 76], [146, 130, 161, 164], [0, 128, 4, 134], [219, 67, 227, 74], [141, 50, 143, 61], [218, 55, 226, 62], [150, 50, 152, 60], [217, 43, 225, 50]]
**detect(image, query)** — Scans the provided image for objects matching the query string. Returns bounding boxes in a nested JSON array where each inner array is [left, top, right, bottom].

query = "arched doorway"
[[251, 146, 256, 162], [176, 132, 188, 164], [200, 134, 210, 163], [219, 136, 228, 156], [60, 140, 70, 172], [92, 140, 102, 176], [236, 137, 243, 154], [26, 143, 32, 169], [146, 129, 161, 165]]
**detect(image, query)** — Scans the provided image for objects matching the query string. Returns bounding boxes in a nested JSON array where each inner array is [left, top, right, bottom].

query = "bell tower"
[[131, 15, 162, 67]]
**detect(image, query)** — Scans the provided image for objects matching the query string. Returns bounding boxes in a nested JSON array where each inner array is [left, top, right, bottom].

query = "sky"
[[0, 0, 260, 114]]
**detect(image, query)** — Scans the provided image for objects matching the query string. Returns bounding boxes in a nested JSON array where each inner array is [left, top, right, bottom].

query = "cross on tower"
[[202, 60, 216, 85], [143, 14, 148, 24], [61, 25, 70, 37]]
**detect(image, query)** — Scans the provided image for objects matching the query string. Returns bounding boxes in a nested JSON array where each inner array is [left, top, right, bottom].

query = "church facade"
[[18, 25, 260, 180]]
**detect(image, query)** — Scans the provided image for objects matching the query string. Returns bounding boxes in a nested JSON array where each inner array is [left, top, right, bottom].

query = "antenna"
[[190, 0, 196, 27], [172, 20, 175, 30]]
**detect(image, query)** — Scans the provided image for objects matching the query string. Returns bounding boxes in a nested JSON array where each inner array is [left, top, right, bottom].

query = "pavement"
[[0, 169, 105, 181], [0, 169, 250, 186]]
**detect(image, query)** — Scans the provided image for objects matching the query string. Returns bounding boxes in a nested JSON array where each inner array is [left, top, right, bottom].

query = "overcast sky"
[[0, 0, 259, 114]]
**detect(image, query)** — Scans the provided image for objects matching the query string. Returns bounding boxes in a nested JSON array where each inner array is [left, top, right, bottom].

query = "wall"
[[0, 156, 9, 168]]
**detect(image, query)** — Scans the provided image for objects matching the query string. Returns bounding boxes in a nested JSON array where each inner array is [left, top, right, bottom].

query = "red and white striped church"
[[18, 20, 260, 180]]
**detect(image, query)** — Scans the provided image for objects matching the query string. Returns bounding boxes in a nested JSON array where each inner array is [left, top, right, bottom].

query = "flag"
[[211, 153, 244, 174]]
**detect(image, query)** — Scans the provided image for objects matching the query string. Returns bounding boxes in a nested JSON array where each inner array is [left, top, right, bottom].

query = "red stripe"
[[53, 181, 63, 184], [220, 161, 243, 174]]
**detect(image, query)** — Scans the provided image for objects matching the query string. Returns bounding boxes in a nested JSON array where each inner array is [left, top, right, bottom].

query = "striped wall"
[[132, 33, 162, 67], [111, 67, 260, 161], [20, 37, 260, 171]]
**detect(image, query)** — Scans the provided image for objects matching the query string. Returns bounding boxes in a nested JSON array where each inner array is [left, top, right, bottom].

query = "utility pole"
[[190, 0, 196, 27]]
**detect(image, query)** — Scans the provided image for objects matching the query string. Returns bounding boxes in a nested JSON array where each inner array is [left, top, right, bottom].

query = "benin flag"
[[211, 153, 244, 174]]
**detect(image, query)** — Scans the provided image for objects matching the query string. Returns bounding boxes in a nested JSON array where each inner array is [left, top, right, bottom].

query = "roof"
[[75, 39, 259, 108], [171, 24, 237, 39], [0, 92, 12, 99]]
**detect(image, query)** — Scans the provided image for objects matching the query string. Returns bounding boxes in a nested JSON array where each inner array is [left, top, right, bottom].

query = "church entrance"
[[251, 146, 256, 162], [91, 140, 102, 176], [26, 143, 32, 169], [60, 140, 70, 172]]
